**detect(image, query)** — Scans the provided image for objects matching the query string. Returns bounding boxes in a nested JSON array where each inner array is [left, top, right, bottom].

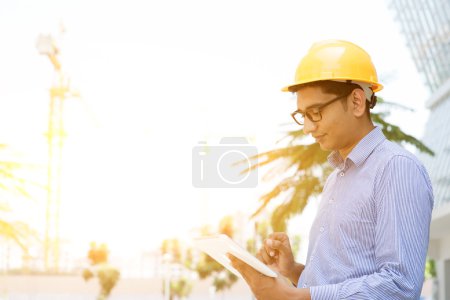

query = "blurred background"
[[0, 0, 448, 299]]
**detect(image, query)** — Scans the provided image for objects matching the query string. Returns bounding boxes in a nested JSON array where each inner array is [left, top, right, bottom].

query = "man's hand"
[[259, 232, 303, 285], [228, 253, 290, 300], [228, 253, 310, 300]]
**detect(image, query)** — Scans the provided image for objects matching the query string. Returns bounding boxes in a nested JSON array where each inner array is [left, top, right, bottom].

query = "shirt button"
[[329, 198, 334, 204], [339, 172, 345, 177], [310, 255, 314, 261], [319, 226, 324, 233], [302, 283, 307, 288]]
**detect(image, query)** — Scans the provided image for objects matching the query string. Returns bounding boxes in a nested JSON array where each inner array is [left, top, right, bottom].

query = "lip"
[[313, 134, 325, 142]]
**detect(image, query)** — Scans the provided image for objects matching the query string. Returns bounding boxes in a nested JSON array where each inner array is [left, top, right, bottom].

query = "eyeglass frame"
[[290, 93, 350, 126]]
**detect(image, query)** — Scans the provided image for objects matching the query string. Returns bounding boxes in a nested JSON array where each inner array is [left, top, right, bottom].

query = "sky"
[[0, 0, 430, 264]]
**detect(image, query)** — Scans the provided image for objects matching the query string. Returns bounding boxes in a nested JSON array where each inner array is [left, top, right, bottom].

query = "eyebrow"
[[296, 102, 324, 113]]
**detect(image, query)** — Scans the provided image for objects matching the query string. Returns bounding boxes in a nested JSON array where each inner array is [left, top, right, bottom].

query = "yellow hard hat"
[[282, 40, 383, 93]]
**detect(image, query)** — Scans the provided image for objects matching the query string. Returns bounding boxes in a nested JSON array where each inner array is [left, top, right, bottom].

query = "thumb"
[[266, 238, 290, 255]]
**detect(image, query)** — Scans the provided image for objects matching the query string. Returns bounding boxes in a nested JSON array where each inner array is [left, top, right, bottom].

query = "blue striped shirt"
[[297, 126, 434, 299]]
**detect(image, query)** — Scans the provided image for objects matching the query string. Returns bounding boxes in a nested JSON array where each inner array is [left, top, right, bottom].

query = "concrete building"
[[389, 0, 450, 299]]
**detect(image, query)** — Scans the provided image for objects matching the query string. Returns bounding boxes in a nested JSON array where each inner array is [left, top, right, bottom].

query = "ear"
[[350, 88, 367, 118]]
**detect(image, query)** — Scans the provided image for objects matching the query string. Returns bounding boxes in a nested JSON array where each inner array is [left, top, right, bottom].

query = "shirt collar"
[[327, 126, 386, 170]]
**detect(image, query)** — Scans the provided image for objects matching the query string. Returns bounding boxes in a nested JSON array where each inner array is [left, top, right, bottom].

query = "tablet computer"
[[193, 234, 277, 278]]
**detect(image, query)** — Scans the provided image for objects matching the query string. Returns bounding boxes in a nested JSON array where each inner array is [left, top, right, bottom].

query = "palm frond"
[[0, 220, 39, 253]]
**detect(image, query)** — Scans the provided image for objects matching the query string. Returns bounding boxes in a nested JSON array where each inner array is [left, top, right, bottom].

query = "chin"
[[318, 142, 335, 152]]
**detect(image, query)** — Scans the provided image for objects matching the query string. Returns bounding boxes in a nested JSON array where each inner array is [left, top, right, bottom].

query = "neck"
[[338, 123, 375, 159]]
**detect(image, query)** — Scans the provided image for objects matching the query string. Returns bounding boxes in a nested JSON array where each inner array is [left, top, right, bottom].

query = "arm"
[[311, 156, 433, 299]]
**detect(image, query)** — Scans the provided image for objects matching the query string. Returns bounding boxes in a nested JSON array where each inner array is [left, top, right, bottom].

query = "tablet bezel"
[[193, 234, 277, 278]]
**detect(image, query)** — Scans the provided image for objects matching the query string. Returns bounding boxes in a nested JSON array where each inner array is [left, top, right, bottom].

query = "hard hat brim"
[[281, 78, 383, 93]]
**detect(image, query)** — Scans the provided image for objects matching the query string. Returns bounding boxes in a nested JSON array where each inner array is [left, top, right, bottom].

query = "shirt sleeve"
[[310, 155, 434, 300]]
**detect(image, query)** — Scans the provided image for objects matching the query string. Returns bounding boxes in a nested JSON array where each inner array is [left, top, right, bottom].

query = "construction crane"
[[36, 33, 77, 273]]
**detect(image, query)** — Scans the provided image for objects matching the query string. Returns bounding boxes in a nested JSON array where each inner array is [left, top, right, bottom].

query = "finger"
[[258, 247, 275, 265], [264, 239, 280, 258], [227, 253, 244, 271], [228, 254, 254, 273], [265, 237, 290, 256], [256, 251, 274, 266], [227, 253, 259, 280], [263, 238, 278, 258]]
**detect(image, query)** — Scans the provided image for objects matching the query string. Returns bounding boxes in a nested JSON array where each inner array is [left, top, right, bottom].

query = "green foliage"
[[250, 97, 434, 231], [247, 220, 271, 255], [246, 238, 257, 255], [425, 258, 437, 279], [212, 271, 238, 292], [218, 216, 234, 238], [364, 98, 433, 156], [160, 238, 195, 299], [290, 235, 301, 258], [170, 276, 194, 299], [97, 264, 120, 299], [82, 268, 94, 281], [83, 243, 120, 300], [195, 253, 223, 279], [161, 239, 183, 263], [183, 248, 194, 270]]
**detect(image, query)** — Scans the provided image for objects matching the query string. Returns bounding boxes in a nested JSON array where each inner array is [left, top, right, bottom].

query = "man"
[[229, 40, 434, 299]]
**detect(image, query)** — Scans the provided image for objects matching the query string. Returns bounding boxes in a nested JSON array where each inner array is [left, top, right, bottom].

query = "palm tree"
[[250, 98, 434, 231], [0, 144, 41, 256]]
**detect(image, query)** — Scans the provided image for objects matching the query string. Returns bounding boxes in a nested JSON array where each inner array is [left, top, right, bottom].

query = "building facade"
[[389, 0, 450, 299]]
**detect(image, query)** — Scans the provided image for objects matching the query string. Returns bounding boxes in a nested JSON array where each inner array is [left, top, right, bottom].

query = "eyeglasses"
[[291, 94, 348, 126]]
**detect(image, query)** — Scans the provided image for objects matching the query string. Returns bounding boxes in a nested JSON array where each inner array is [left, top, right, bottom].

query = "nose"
[[303, 116, 317, 135]]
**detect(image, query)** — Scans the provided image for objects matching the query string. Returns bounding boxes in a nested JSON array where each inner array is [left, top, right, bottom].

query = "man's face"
[[296, 86, 354, 152]]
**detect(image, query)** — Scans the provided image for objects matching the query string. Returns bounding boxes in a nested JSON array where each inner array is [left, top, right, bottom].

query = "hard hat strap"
[[369, 94, 377, 109]]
